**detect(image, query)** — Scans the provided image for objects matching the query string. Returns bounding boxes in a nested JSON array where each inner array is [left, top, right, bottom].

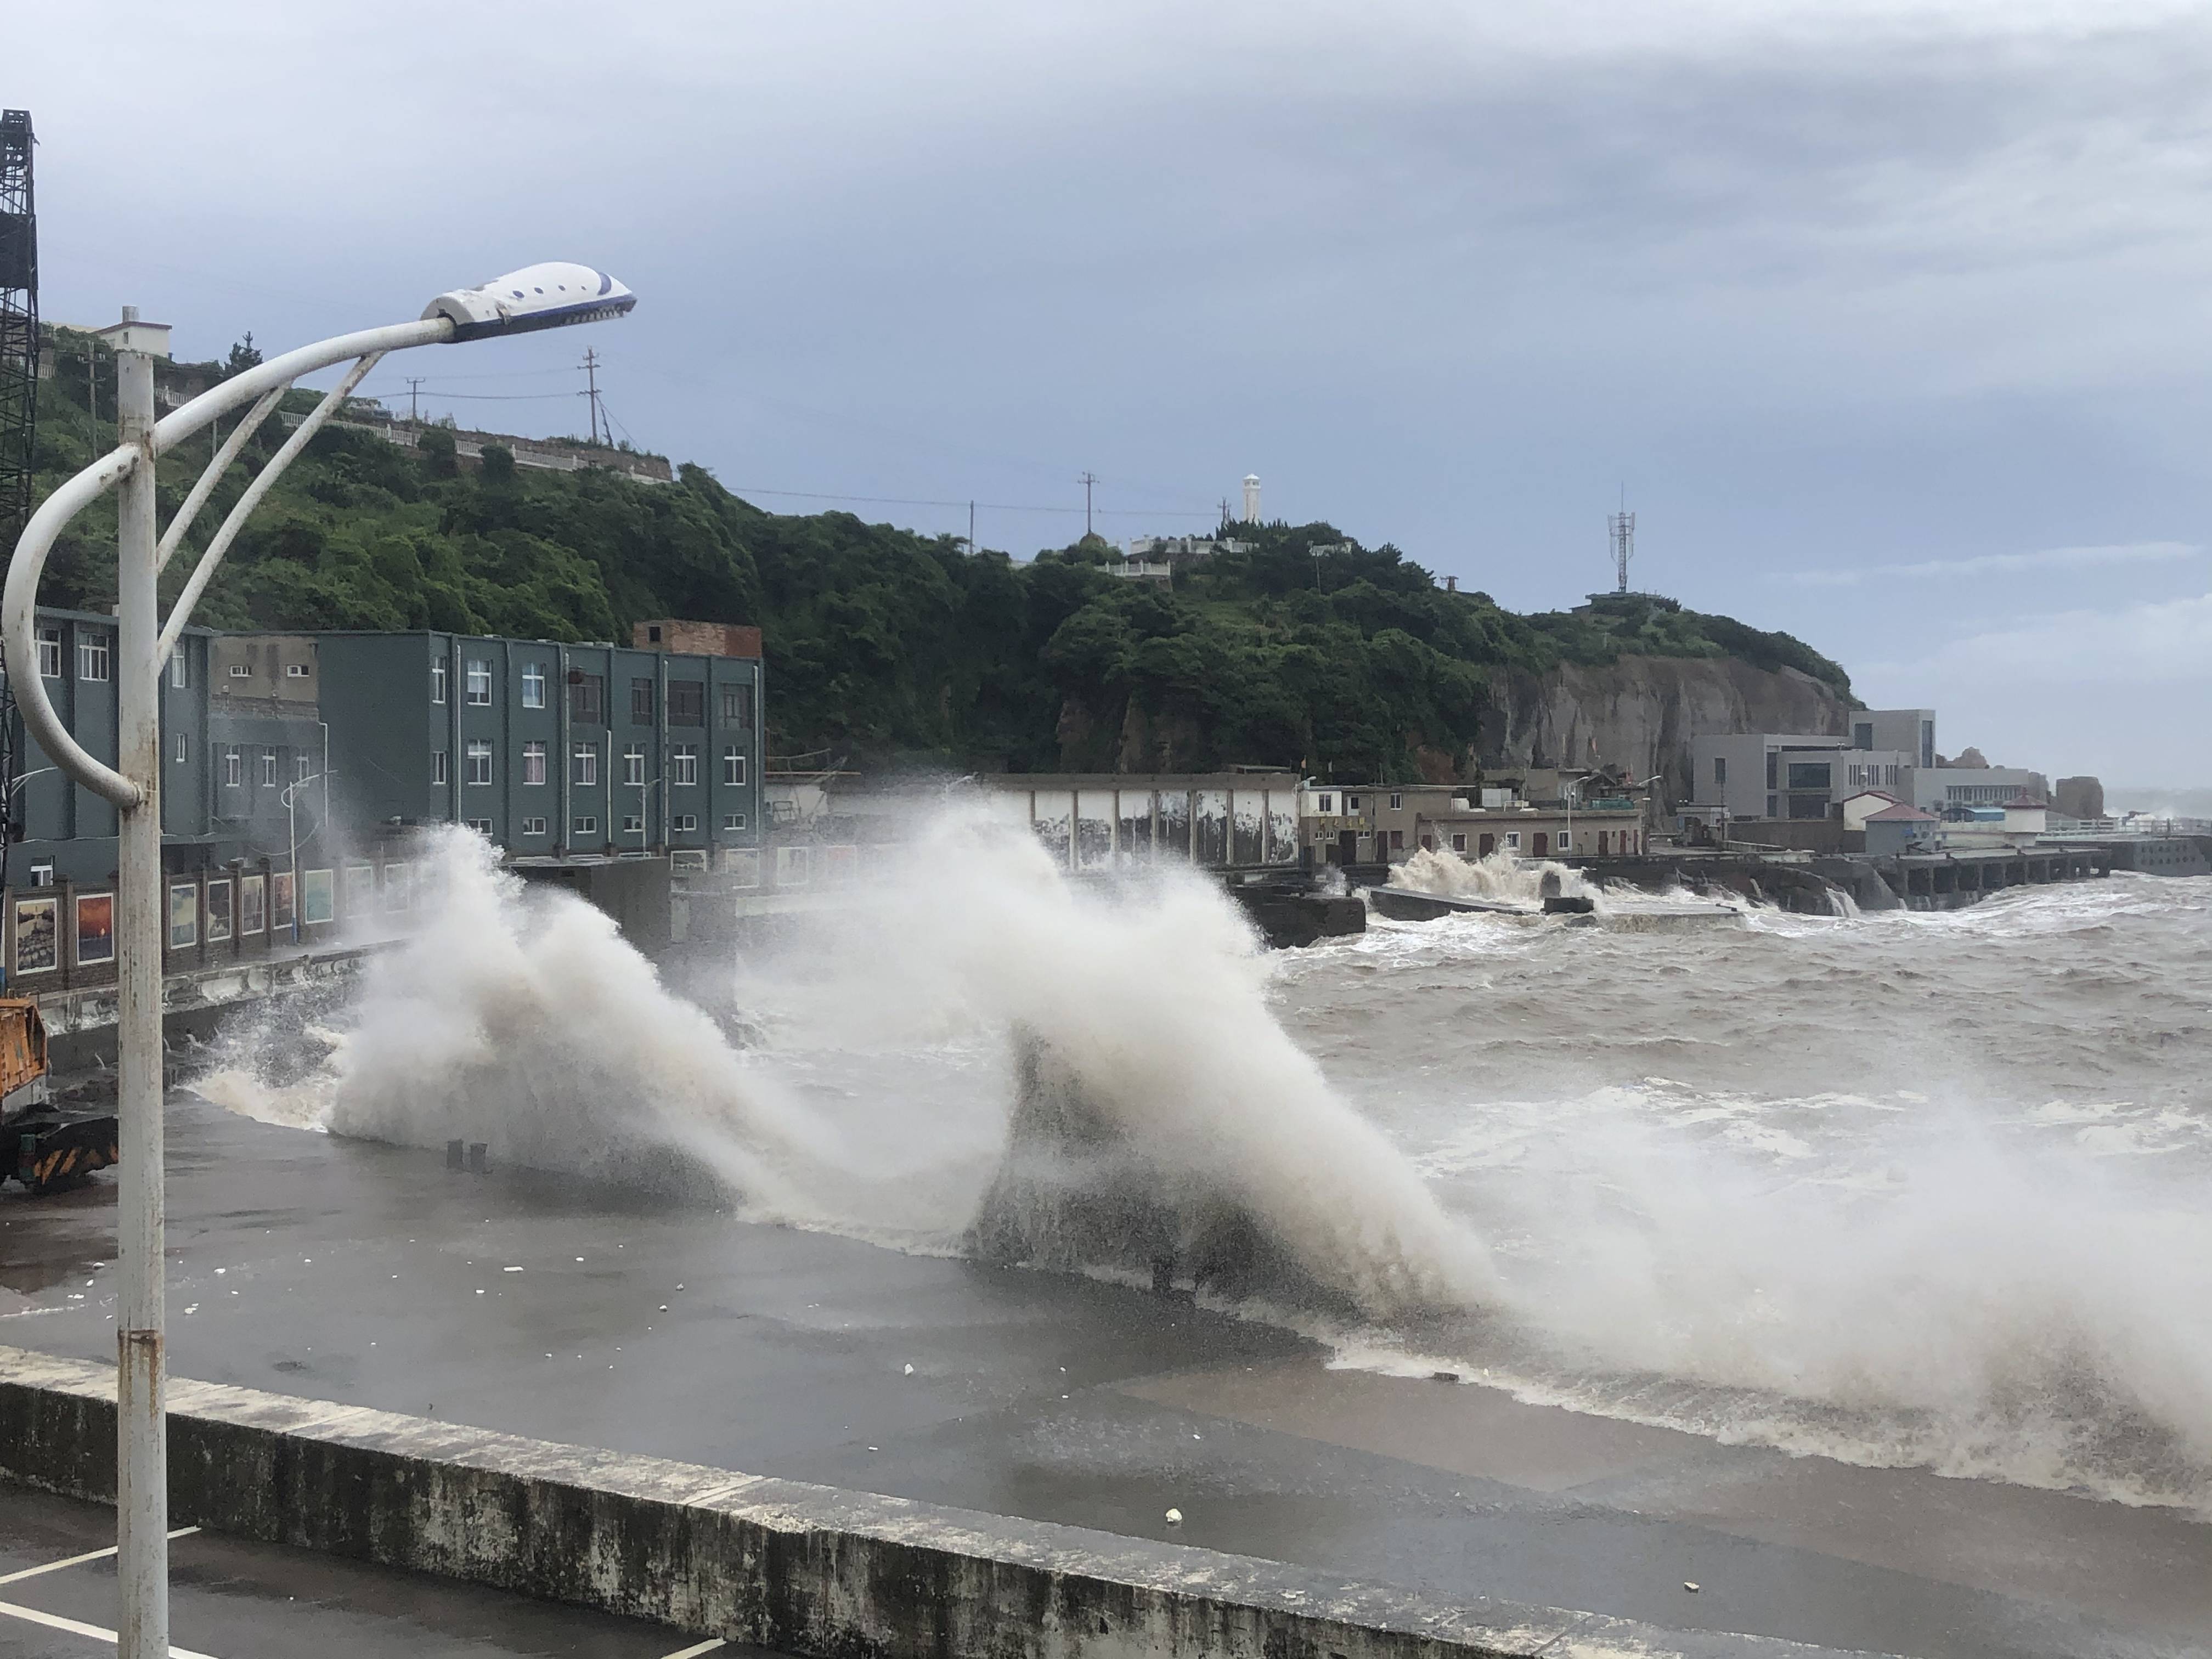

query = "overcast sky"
[[20, 2, 2212, 785]]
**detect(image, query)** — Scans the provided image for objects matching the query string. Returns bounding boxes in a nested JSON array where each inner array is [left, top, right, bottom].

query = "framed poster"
[[302, 868, 335, 926], [205, 877, 233, 943], [270, 871, 295, 932], [168, 882, 198, 949], [74, 892, 115, 966], [240, 874, 266, 936], [13, 896, 57, 975], [381, 861, 411, 914], [343, 862, 374, 918]]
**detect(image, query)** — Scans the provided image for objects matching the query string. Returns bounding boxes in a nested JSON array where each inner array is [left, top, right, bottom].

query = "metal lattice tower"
[[1608, 504, 1635, 594], [0, 109, 34, 883]]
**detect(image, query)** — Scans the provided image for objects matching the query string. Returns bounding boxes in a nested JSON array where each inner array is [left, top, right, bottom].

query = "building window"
[[228, 664, 252, 679], [671, 744, 697, 786], [668, 680, 704, 726], [573, 743, 598, 786], [1767, 793, 1779, 817], [168, 882, 198, 949], [622, 745, 645, 787], [521, 663, 545, 708], [28, 860, 52, 887], [572, 815, 598, 837], [1505, 832, 1521, 850], [432, 750, 448, 786], [173, 735, 187, 765], [296, 753, 313, 782], [1317, 793, 1334, 814], [1786, 762, 1832, 791], [36, 627, 60, 678], [168, 651, 189, 689], [1854, 722, 1874, 749], [261, 750, 277, 787], [721, 812, 747, 832], [719, 684, 753, 725], [1347, 795, 1361, 810], [622, 814, 645, 835], [431, 661, 447, 704], [78, 635, 110, 681], [1714, 757, 1726, 787], [1390, 829, 1404, 850], [521, 816, 547, 836], [465, 658, 492, 705], [1451, 832, 1467, 852], [1389, 792, 1403, 810], [465, 817, 493, 834], [722, 748, 746, 786], [465, 741, 492, 785], [673, 814, 697, 833], [1555, 832, 1569, 853], [1477, 832, 1494, 856], [286, 662, 311, 679], [631, 677, 654, 724], [569, 673, 603, 724], [223, 746, 242, 787], [521, 741, 547, 785]]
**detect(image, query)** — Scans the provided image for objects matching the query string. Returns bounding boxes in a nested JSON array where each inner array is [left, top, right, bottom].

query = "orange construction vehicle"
[[0, 998, 117, 1195]]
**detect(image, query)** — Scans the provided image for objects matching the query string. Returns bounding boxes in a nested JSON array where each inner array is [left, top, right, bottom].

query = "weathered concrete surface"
[[0, 1345, 1877, 1659]]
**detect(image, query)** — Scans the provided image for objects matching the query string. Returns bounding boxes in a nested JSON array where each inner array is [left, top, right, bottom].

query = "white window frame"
[[722, 748, 746, 787], [465, 740, 493, 786], [464, 658, 493, 706], [520, 662, 546, 709], [223, 746, 242, 788], [464, 817, 494, 834], [261, 749, 276, 787], [36, 627, 60, 679], [173, 734, 188, 765], [621, 812, 645, 835], [622, 744, 645, 788], [671, 744, 698, 787], [168, 651, 189, 689], [573, 743, 599, 787], [1389, 792, 1403, 810], [228, 664, 252, 680], [285, 661, 311, 679], [673, 813, 698, 833], [431, 750, 448, 786], [430, 660, 447, 704], [572, 815, 598, 837], [1505, 831, 1522, 850], [521, 740, 547, 786], [521, 816, 548, 836], [78, 634, 110, 682], [1451, 832, 1467, 853], [721, 812, 747, 832]]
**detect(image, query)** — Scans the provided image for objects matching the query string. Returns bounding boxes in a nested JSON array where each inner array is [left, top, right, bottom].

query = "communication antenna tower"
[[0, 109, 37, 890], [1608, 495, 1635, 594]]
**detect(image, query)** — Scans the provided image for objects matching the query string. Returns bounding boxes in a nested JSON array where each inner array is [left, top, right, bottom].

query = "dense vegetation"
[[25, 328, 1852, 782]]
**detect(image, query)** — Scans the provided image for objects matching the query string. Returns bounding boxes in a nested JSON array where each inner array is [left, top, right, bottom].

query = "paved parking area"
[[0, 1486, 738, 1658]]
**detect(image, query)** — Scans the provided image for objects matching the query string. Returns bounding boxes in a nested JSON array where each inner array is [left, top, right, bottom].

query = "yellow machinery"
[[0, 998, 117, 1195]]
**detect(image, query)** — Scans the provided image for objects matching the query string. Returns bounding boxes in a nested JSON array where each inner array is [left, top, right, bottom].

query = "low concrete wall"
[[0, 1345, 1870, 1659]]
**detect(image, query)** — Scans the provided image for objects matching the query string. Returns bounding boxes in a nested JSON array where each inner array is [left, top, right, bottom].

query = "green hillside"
[[24, 328, 1852, 782]]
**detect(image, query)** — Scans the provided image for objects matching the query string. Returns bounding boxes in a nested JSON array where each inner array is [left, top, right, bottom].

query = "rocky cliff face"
[[1482, 656, 1853, 800]]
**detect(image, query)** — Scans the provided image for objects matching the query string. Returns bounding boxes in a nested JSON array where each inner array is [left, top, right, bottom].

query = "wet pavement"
[[3, 1094, 2210, 1659], [0, 1485, 742, 1657]]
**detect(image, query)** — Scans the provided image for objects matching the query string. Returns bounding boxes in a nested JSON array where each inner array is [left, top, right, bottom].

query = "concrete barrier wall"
[[0, 1345, 1869, 1659]]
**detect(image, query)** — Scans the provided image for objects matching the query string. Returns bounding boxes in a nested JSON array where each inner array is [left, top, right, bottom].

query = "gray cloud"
[[1789, 541, 2199, 586]]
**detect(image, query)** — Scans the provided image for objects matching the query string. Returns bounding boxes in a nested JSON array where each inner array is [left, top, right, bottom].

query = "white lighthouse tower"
[[1241, 473, 1261, 523]]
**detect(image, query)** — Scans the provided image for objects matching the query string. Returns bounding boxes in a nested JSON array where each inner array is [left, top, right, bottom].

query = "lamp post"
[[1, 262, 634, 1659]]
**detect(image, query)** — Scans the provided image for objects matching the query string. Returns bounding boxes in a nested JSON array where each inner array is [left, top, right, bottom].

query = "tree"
[[224, 334, 262, 377]]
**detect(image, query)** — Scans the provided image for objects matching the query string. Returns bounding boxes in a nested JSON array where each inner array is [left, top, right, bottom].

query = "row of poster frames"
[[12, 859, 440, 978]]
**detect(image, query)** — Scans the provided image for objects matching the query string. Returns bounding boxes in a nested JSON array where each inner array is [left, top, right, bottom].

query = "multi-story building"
[[314, 619, 763, 870], [1690, 712, 2046, 823], [1304, 782, 1645, 863]]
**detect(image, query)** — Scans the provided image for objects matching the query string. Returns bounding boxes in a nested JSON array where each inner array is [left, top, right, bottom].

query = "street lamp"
[[1, 261, 634, 1659]]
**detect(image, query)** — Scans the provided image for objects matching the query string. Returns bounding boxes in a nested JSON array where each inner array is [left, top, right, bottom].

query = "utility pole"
[[405, 376, 424, 425], [1078, 471, 1097, 538], [968, 499, 976, 556], [582, 348, 603, 446]]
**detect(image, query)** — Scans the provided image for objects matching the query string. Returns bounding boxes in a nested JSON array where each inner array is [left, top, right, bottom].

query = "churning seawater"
[[196, 822, 2212, 1517]]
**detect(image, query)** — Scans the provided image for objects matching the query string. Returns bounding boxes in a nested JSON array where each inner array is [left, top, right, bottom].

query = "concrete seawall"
[[0, 1345, 1882, 1659]]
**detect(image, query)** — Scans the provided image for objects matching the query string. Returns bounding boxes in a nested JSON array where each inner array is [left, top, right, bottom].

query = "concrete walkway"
[[4, 1095, 2209, 1659]]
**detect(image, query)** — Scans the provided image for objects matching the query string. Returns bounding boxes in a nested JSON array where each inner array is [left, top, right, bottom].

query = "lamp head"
[[422, 262, 635, 341]]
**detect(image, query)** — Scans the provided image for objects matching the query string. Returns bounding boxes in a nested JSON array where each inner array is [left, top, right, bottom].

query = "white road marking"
[[659, 1640, 729, 1658], [0, 1595, 222, 1657], [0, 1526, 200, 1585]]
